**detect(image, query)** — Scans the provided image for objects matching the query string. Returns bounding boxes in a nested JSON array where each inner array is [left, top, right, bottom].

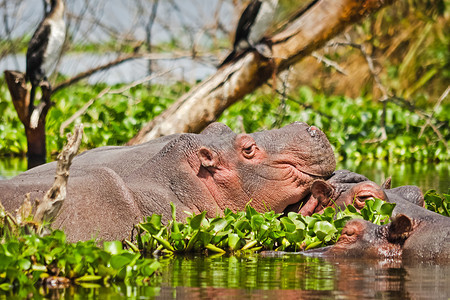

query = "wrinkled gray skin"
[[0, 122, 336, 242], [303, 180, 450, 262]]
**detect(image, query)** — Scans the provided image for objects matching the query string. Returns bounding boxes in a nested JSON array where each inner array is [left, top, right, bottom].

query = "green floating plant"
[[424, 189, 450, 217], [135, 198, 397, 255], [0, 204, 160, 291]]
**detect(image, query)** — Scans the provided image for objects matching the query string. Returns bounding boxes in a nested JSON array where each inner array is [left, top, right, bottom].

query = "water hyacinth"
[[134, 199, 396, 255]]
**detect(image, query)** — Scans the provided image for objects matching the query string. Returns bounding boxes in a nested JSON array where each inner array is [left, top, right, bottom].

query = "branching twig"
[[327, 39, 448, 149], [311, 52, 348, 75], [327, 39, 390, 141], [52, 52, 214, 94], [418, 86, 449, 139], [52, 53, 141, 93], [59, 88, 109, 136], [145, 0, 159, 74]]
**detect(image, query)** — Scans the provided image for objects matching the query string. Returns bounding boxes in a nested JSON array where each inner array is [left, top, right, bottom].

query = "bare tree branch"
[[419, 86, 449, 140], [311, 52, 348, 75]]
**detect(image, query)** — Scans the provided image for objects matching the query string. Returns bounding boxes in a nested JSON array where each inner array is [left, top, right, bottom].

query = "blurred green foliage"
[[0, 79, 448, 162], [0, 0, 448, 163], [219, 86, 449, 162], [424, 189, 450, 217]]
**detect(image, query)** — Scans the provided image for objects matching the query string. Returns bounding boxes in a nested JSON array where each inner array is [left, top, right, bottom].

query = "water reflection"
[[0, 157, 26, 179], [16, 255, 449, 299], [337, 160, 449, 193]]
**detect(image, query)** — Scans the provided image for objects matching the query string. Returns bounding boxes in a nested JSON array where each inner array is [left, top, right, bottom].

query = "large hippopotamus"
[[302, 178, 450, 262], [0, 122, 336, 241]]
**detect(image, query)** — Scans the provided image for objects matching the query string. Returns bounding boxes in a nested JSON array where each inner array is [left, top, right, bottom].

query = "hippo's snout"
[[297, 123, 336, 178], [256, 122, 336, 178]]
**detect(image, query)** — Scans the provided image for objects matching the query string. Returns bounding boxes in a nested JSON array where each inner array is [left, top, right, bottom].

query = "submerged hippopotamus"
[[299, 169, 425, 216], [303, 179, 450, 262], [0, 122, 336, 241]]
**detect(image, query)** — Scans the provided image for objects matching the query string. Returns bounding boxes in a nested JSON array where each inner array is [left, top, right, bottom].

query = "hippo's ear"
[[198, 147, 219, 168], [381, 177, 392, 189], [311, 180, 334, 207], [388, 214, 414, 241]]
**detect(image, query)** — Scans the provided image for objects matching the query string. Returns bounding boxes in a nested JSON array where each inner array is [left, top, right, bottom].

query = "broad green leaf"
[[185, 230, 200, 252], [110, 253, 133, 270], [241, 240, 258, 250], [228, 233, 241, 251], [205, 244, 226, 254], [153, 235, 175, 252], [313, 221, 337, 241], [379, 202, 396, 216], [285, 229, 305, 243], [142, 261, 161, 277], [208, 218, 228, 233], [0, 254, 13, 269], [104, 241, 123, 255], [170, 232, 184, 241], [251, 215, 264, 231], [17, 259, 31, 271], [246, 205, 258, 219], [75, 275, 103, 282], [280, 217, 296, 233], [305, 240, 322, 250], [190, 211, 206, 230]]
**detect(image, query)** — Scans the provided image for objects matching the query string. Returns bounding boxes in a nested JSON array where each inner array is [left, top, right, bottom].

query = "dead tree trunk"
[[128, 0, 395, 145], [4, 70, 52, 169]]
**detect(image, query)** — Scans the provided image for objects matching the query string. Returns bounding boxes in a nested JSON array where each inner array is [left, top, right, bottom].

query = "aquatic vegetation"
[[0, 189, 447, 291], [134, 200, 395, 255], [424, 189, 450, 217], [0, 80, 448, 162], [0, 204, 160, 291]]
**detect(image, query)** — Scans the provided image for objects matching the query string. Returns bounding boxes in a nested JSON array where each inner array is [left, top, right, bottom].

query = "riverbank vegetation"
[[1, 0, 449, 164], [0, 190, 448, 293], [0, 79, 448, 162]]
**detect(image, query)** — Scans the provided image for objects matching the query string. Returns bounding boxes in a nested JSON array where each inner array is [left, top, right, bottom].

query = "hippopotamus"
[[302, 179, 450, 262], [0, 122, 336, 242], [298, 169, 425, 216]]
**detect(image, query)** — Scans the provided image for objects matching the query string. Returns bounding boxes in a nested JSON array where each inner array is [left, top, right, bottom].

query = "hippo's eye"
[[356, 193, 375, 202], [242, 144, 256, 159]]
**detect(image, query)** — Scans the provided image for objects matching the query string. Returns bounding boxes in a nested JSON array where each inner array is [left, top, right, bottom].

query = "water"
[[12, 255, 450, 299], [337, 160, 450, 194]]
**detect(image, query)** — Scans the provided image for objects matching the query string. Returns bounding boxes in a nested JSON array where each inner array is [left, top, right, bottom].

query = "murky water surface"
[[7, 255, 449, 299], [0, 159, 448, 299]]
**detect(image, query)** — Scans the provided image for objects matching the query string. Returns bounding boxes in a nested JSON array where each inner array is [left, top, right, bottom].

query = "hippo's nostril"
[[307, 126, 317, 137]]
